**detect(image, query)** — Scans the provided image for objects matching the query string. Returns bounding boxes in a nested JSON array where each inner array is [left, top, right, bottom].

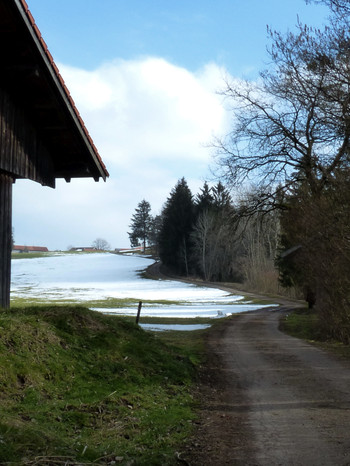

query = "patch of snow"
[[11, 253, 276, 318], [92, 303, 273, 318], [139, 323, 211, 332]]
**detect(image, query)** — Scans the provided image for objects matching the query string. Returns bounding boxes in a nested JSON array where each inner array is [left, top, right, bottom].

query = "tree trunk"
[[182, 237, 189, 276]]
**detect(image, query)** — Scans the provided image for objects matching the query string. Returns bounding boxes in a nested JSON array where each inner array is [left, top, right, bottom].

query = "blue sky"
[[27, 0, 328, 74], [13, 0, 329, 250]]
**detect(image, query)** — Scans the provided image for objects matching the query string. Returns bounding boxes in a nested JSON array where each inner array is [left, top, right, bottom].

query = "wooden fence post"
[[136, 301, 142, 324]]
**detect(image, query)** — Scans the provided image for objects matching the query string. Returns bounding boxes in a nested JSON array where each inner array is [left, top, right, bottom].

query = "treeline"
[[129, 178, 280, 291], [129, 0, 350, 344], [212, 0, 350, 344]]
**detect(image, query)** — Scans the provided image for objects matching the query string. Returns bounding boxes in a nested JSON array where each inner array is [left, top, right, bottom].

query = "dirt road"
[[184, 307, 350, 465]]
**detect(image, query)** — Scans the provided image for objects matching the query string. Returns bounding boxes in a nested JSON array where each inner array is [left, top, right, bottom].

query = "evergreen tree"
[[195, 181, 214, 214], [128, 199, 152, 250], [148, 214, 163, 256], [159, 178, 194, 274], [212, 182, 232, 211]]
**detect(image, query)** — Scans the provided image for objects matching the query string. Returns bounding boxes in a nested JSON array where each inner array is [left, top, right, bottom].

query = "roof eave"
[[15, 0, 109, 182]]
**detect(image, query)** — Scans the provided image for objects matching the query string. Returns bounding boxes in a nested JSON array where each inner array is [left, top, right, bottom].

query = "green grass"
[[11, 250, 103, 260], [280, 308, 350, 359], [11, 252, 57, 260], [85, 297, 183, 308], [11, 290, 264, 313], [280, 308, 321, 340], [0, 306, 200, 465]]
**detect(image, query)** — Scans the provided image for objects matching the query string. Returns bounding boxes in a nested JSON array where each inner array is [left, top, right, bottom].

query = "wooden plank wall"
[[0, 172, 13, 308], [0, 86, 55, 187]]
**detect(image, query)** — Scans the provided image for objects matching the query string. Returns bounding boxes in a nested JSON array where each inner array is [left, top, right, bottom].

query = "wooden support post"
[[0, 172, 13, 309], [136, 301, 142, 324]]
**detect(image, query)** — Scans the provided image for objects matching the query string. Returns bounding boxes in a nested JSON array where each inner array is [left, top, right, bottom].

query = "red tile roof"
[[13, 245, 49, 252]]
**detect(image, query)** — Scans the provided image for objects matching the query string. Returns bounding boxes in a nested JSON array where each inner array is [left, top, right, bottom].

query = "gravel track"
[[184, 307, 350, 465]]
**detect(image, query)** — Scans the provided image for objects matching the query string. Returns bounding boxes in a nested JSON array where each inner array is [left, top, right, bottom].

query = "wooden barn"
[[0, 0, 109, 308]]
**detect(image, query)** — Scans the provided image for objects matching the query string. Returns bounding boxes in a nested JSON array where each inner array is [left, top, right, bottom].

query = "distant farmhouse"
[[13, 245, 49, 253], [116, 246, 144, 254], [69, 247, 97, 252]]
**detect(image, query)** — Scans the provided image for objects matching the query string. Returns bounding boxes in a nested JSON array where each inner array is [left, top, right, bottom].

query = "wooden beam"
[[0, 172, 13, 309]]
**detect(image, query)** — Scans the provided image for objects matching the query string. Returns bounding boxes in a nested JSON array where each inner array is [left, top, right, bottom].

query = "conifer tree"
[[128, 199, 152, 250], [159, 178, 194, 274], [212, 182, 232, 211], [195, 181, 214, 215]]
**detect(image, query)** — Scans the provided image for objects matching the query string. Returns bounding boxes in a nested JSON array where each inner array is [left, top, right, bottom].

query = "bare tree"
[[212, 1, 350, 339], [191, 207, 240, 282], [306, 0, 350, 16], [92, 238, 110, 251], [239, 209, 280, 293], [191, 210, 214, 280], [191, 209, 230, 281], [214, 18, 350, 210], [277, 173, 350, 342]]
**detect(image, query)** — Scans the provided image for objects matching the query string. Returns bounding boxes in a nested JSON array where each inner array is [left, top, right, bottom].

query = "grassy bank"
[[0, 306, 202, 465], [281, 308, 350, 358], [11, 252, 57, 260]]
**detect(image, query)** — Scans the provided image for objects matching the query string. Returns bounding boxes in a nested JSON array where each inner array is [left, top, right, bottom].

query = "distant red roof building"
[[117, 246, 145, 253], [13, 245, 49, 253]]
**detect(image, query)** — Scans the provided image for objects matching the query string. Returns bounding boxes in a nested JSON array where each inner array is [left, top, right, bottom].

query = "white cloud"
[[12, 57, 231, 250]]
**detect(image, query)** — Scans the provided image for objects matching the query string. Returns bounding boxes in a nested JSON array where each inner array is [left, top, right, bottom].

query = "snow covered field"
[[11, 253, 274, 325]]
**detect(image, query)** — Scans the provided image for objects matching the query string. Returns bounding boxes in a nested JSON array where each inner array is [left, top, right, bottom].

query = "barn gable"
[[0, 0, 109, 308], [0, 0, 109, 187]]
